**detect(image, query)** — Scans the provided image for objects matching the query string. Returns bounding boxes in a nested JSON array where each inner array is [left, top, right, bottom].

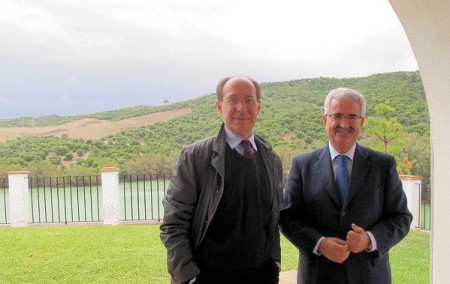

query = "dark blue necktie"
[[240, 140, 254, 159], [335, 155, 349, 203]]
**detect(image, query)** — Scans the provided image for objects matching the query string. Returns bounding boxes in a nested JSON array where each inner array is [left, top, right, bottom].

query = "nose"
[[339, 117, 351, 127], [235, 101, 246, 110]]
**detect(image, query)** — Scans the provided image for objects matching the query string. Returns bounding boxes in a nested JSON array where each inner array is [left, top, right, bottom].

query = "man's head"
[[322, 87, 366, 153], [216, 76, 262, 139]]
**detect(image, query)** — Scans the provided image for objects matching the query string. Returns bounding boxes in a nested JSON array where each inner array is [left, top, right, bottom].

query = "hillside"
[[0, 71, 429, 182], [0, 109, 192, 143]]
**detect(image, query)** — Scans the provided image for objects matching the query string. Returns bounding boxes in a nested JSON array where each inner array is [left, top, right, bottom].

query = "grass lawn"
[[0, 225, 429, 283]]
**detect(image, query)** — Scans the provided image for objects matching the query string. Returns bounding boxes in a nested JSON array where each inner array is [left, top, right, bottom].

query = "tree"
[[401, 132, 431, 194], [364, 102, 403, 153], [27, 161, 60, 177], [363, 102, 412, 174], [64, 153, 74, 161]]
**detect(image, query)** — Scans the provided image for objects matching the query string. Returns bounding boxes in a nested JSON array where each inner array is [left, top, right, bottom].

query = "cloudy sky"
[[0, 0, 418, 119]]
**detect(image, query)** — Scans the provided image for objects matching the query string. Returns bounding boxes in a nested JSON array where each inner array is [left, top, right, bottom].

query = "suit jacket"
[[279, 143, 412, 284], [161, 124, 284, 283]]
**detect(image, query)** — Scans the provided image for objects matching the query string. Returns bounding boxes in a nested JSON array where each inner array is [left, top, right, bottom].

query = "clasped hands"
[[318, 223, 371, 264]]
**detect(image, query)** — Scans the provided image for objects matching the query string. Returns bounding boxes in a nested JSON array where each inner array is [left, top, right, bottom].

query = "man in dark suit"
[[280, 87, 412, 283], [161, 76, 283, 284]]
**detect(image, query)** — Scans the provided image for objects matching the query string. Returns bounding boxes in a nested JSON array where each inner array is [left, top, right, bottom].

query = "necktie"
[[240, 140, 254, 159], [335, 155, 349, 203]]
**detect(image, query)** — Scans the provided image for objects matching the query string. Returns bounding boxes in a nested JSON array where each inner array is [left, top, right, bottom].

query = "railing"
[[0, 171, 431, 229], [29, 176, 101, 224], [0, 177, 8, 224], [120, 173, 170, 222], [421, 187, 431, 230], [17, 173, 171, 225]]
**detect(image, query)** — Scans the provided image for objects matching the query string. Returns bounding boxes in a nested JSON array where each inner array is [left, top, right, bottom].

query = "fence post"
[[101, 167, 120, 225], [7, 171, 30, 227]]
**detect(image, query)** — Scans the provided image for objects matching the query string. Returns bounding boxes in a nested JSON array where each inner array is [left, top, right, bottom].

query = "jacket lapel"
[[343, 144, 371, 208], [315, 146, 341, 207]]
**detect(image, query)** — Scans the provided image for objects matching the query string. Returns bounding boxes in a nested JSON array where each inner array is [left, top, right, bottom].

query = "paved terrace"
[[280, 270, 297, 284]]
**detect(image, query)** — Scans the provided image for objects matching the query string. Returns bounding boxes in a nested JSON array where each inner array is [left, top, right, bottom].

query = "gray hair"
[[323, 87, 366, 117]]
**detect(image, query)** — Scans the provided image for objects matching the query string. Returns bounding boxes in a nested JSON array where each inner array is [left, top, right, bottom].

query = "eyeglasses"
[[224, 97, 259, 106], [327, 113, 362, 121]]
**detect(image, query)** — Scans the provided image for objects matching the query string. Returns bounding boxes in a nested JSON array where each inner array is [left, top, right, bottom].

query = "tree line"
[[0, 71, 430, 193]]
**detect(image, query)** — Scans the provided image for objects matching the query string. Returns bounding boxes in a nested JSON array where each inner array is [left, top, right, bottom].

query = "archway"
[[390, 0, 450, 282]]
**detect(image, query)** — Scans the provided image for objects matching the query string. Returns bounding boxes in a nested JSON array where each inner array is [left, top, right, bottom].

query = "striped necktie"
[[240, 140, 254, 159]]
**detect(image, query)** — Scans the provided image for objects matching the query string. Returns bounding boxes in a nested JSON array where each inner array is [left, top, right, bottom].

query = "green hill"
[[0, 71, 429, 189]]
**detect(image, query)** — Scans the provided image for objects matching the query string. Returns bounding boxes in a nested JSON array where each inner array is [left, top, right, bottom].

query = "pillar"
[[101, 167, 120, 225], [7, 171, 30, 227]]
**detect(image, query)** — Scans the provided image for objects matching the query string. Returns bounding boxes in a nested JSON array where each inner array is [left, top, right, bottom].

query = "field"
[[0, 108, 191, 142], [0, 225, 430, 283]]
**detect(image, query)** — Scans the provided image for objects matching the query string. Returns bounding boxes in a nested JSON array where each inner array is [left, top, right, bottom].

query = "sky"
[[0, 0, 418, 119]]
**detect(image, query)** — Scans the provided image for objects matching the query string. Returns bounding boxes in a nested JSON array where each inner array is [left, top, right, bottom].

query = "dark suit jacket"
[[280, 143, 412, 284]]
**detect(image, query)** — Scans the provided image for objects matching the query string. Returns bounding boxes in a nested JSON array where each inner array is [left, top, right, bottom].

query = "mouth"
[[336, 127, 353, 134]]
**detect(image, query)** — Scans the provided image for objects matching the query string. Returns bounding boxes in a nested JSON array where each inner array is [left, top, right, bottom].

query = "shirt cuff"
[[366, 231, 377, 252], [313, 236, 325, 255]]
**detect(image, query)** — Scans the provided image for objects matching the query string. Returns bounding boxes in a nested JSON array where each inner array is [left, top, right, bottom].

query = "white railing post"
[[7, 171, 30, 227], [400, 175, 422, 229], [101, 167, 120, 225]]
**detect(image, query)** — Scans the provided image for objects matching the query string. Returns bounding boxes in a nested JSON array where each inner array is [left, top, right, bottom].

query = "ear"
[[216, 100, 223, 115], [322, 114, 327, 125], [359, 116, 365, 127]]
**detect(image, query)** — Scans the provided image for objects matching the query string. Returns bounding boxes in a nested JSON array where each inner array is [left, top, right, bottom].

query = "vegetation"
[[0, 71, 430, 193], [365, 102, 403, 153], [0, 225, 429, 283], [0, 104, 184, 127]]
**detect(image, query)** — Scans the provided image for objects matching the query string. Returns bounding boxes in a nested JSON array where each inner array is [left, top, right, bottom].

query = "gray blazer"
[[160, 124, 283, 283], [280, 143, 412, 284]]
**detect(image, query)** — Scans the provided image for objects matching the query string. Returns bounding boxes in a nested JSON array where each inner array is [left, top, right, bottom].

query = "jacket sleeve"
[[365, 155, 413, 256], [160, 148, 201, 283], [279, 157, 324, 260], [272, 152, 284, 262]]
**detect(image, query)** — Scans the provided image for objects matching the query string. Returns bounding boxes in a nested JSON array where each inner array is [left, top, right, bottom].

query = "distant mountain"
[[0, 71, 428, 178]]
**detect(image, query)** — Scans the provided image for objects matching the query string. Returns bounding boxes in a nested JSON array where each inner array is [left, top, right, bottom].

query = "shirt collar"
[[329, 142, 356, 161], [224, 126, 257, 151]]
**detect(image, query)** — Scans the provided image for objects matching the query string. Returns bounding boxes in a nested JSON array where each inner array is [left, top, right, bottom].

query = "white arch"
[[389, 0, 450, 283]]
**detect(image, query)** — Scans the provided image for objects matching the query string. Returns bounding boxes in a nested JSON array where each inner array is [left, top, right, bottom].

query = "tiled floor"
[[279, 270, 297, 284]]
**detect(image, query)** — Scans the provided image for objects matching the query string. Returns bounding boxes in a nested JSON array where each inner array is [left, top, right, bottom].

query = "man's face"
[[216, 77, 261, 139], [322, 98, 365, 153]]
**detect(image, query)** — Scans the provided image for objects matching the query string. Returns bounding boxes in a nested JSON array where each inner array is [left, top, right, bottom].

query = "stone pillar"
[[7, 171, 30, 227], [101, 167, 120, 225]]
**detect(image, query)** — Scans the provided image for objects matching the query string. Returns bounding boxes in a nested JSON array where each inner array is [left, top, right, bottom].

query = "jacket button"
[[341, 211, 346, 216]]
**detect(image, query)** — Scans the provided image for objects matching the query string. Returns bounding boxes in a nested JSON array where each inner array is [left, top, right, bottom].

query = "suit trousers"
[[337, 265, 349, 284], [194, 259, 279, 284]]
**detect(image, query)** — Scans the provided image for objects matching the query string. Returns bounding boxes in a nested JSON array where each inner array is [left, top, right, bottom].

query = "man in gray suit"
[[280, 87, 412, 283]]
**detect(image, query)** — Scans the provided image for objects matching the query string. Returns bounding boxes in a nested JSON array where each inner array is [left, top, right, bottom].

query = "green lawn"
[[0, 225, 429, 283]]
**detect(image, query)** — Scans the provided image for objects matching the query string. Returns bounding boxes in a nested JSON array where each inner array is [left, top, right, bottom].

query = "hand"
[[318, 237, 350, 264], [346, 223, 371, 253]]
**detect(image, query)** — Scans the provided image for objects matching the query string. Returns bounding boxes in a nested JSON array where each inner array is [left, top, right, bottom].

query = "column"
[[7, 171, 30, 227], [101, 167, 120, 225]]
